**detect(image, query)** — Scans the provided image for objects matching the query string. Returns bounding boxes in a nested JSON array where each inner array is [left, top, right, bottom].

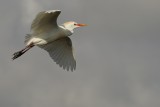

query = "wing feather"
[[39, 37, 76, 71], [31, 10, 61, 33]]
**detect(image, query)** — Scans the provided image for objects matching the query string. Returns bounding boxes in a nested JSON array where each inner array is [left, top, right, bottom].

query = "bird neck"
[[59, 25, 73, 36]]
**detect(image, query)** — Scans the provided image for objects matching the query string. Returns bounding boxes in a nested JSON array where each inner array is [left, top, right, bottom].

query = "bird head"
[[63, 21, 87, 32]]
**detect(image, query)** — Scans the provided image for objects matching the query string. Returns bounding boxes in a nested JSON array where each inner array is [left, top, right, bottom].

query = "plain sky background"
[[0, 0, 160, 107]]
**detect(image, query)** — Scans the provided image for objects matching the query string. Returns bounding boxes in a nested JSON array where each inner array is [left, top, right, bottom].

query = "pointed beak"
[[76, 23, 87, 27]]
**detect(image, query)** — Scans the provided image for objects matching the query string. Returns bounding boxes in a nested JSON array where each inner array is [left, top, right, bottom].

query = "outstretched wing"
[[31, 10, 61, 33], [39, 37, 76, 71]]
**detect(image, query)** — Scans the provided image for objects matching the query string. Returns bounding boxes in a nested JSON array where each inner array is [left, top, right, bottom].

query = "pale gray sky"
[[1, 0, 160, 107]]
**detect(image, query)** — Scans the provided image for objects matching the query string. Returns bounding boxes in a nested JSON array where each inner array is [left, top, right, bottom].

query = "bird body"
[[12, 10, 86, 71], [25, 26, 72, 46]]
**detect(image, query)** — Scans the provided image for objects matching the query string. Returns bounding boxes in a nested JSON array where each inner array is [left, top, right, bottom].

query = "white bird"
[[12, 10, 87, 71]]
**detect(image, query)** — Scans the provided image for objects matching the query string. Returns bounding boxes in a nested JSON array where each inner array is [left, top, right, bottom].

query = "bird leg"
[[12, 43, 34, 60]]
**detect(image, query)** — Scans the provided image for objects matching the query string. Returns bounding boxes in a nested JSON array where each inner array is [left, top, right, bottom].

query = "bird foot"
[[12, 51, 23, 60]]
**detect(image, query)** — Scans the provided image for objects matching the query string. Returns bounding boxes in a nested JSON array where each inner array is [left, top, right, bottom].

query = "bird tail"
[[12, 44, 34, 60], [24, 34, 32, 45]]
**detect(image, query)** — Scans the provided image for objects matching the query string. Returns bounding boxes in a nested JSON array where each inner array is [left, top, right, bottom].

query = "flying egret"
[[12, 10, 87, 71]]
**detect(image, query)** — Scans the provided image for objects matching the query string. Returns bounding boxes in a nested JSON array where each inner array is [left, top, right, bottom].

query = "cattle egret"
[[12, 10, 87, 71]]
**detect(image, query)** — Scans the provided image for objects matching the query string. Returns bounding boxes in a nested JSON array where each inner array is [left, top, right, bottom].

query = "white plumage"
[[12, 10, 87, 71]]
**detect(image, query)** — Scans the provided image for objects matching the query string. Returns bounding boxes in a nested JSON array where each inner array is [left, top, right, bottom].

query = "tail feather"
[[24, 34, 32, 44]]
